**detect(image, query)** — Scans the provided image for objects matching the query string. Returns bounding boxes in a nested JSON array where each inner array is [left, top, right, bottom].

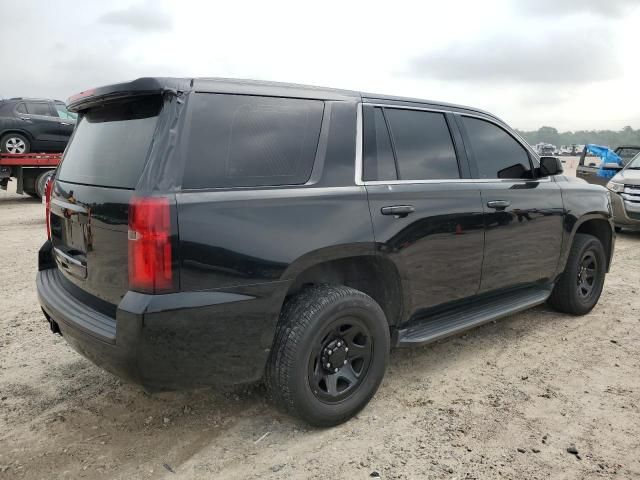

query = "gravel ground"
[[1, 164, 639, 479]]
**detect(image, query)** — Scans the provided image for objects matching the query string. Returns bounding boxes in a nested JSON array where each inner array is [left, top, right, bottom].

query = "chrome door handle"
[[381, 205, 415, 217], [487, 200, 511, 210]]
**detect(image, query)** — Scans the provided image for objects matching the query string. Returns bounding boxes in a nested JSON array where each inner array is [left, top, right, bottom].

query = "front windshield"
[[626, 153, 640, 169]]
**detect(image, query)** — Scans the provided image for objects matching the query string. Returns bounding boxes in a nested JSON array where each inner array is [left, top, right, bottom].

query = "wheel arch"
[[283, 250, 405, 327], [566, 215, 614, 272], [0, 128, 35, 144]]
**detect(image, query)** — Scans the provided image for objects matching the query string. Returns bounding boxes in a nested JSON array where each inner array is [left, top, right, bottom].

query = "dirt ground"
[[1, 163, 639, 479]]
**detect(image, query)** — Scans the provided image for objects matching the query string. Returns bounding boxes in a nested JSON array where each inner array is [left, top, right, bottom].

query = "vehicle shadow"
[[8, 302, 567, 477], [0, 194, 40, 205]]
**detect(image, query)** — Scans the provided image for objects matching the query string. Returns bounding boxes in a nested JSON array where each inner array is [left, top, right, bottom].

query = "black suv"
[[37, 78, 614, 426], [0, 98, 77, 153]]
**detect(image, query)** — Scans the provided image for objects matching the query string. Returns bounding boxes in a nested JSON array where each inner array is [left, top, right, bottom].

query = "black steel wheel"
[[308, 317, 373, 403], [549, 233, 606, 315], [266, 285, 389, 427], [577, 251, 598, 299]]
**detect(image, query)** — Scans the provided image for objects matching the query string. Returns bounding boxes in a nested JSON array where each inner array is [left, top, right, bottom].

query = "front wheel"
[[0, 133, 30, 154], [548, 233, 606, 315], [266, 285, 390, 427]]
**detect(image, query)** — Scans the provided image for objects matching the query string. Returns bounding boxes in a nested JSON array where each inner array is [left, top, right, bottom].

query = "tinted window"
[[385, 109, 459, 180], [26, 102, 52, 116], [183, 94, 324, 189], [57, 96, 161, 188], [15, 103, 27, 114], [462, 117, 532, 179], [363, 107, 397, 181]]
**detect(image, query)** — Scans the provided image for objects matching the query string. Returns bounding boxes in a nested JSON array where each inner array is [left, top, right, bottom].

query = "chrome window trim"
[[354, 102, 548, 186]]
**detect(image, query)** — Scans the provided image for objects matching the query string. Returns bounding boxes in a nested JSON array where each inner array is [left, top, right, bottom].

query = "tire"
[[548, 233, 606, 315], [0, 133, 30, 154], [266, 285, 390, 427], [35, 170, 54, 199]]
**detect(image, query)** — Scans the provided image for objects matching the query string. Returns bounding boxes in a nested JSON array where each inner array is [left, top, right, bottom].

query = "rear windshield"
[[182, 93, 324, 189], [57, 96, 162, 188]]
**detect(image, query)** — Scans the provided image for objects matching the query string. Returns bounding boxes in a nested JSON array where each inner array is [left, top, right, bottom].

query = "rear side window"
[[15, 103, 27, 114], [26, 102, 52, 116], [461, 116, 532, 179], [183, 94, 324, 189], [57, 96, 162, 188], [363, 107, 397, 181], [384, 108, 460, 180]]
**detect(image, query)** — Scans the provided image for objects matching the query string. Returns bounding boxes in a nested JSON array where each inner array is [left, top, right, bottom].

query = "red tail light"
[[44, 176, 53, 239], [128, 196, 174, 293]]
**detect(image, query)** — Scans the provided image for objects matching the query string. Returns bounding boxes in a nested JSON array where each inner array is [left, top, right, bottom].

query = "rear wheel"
[[0, 133, 30, 154], [266, 285, 390, 427], [548, 233, 606, 315], [35, 170, 54, 199]]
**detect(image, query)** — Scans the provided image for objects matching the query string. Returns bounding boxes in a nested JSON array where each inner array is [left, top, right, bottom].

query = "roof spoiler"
[[67, 77, 192, 112]]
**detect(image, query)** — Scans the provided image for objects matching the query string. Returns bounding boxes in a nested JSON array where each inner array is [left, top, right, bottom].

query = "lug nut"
[[334, 368, 338, 373], [337, 342, 342, 347], [328, 349, 332, 355], [345, 347, 348, 352], [326, 363, 331, 368], [343, 360, 347, 365]]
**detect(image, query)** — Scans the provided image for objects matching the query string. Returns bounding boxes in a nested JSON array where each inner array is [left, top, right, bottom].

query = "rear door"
[[52, 102, 77, 143], [457, 115, 564, 293], [50, 95, 164, 305], [362, 104, 485, 320]]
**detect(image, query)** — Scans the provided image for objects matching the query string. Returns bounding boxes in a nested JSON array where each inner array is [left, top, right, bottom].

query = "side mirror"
[[539, 156, 563, 177], [602, 162, 623, 170]]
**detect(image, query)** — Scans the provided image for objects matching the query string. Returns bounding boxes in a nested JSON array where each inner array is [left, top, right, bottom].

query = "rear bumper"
[[610, 192, 640, 230], [37, 265, 288, 390]]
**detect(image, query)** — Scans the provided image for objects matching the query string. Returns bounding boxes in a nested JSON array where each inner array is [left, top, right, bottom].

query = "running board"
[[396, 287, 552, 347]]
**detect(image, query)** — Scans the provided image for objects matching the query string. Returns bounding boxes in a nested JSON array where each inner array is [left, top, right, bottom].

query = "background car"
[[606, 152, 640, 232], [0, 97, 76, 153], [576, 144, 640, 186]]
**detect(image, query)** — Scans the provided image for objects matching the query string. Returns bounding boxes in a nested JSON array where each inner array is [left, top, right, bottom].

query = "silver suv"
[[606, 152, 640, 232]]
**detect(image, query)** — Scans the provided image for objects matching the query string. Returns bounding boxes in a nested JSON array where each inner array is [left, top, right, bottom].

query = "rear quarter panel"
[[176, 186, 374, 290], [174, 100, 372, 291]]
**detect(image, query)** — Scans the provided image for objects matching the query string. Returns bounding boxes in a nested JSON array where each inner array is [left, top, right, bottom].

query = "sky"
[[1, 0, 639, 131]]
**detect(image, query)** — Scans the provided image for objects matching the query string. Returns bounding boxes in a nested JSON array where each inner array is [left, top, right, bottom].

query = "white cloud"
[[0, 0, 638, 130], [98, 2, 172, 32]]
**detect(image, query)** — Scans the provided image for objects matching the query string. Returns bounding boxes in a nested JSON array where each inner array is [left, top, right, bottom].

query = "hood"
[[613, 168, 640, 185]]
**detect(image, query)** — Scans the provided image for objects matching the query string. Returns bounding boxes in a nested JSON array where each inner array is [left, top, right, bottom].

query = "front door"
[[361, 105, 485, 320], [22, 101, 63, 146], [52, 102, 77, 144], [457, 115, 564, 293]]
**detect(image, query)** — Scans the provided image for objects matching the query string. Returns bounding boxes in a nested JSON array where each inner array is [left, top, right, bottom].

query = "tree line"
[[515, 126, 640, 148]]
